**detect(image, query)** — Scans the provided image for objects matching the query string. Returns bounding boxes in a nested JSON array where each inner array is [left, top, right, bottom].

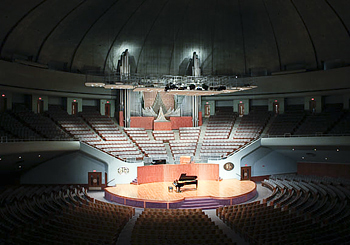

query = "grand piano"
[[173, 173, 198, 192]]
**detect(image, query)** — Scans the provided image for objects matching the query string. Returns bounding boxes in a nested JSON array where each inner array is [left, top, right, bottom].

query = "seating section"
[[217, 174, 350, 244], [200, 107, 270, 159], [152, 130, 175, 142], [81, 110, 143, 160], [124, 127, 167, 160], [200, 112, 235, 158], [0, 185, 134, 244], [179, 127, 200, 141], [0, 111, 43, 140], [47, 105, 142, 161], [170, 139, 198, 159], [12, 104, 71, 140], [294, 104, 343, 135], [233, 106, 270, 140], [47, 105, 102, 142], [131, 208, 235, 245], [200, 139, 243, 158], [267, 106, 305, 135], [168, 127, 200, 159], [328, 110, 350, 135]]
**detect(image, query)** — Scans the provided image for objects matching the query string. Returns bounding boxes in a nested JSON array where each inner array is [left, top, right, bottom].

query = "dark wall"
[[298, 162, 350, 178]]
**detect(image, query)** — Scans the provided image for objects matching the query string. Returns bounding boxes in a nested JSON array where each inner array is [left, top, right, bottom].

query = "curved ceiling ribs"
[[69, 0, 122, 72], [324, 0, 350, 38], [289, 0, 319, 69], [35, 0, 87, 62], [102, 0, 149, 73], [0, 0, 348, 76], [262, 0, 282, 71], [134, 0, 170, 74], [0, 0, 46, 57]]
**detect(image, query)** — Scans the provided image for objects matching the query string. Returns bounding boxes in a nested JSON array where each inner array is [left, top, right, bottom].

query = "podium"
[[180, 156, 191, 164]]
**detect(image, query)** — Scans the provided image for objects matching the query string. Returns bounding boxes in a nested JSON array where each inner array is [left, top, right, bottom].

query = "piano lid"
[[179, 173, 197, 181]]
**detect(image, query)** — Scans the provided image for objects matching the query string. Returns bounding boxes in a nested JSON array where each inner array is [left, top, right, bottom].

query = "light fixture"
[[104, 84, 134, 89], [85, 82, 105, 87]]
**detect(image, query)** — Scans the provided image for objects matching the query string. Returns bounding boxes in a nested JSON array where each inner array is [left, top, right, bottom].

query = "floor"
[[106, 179, 256, 202]]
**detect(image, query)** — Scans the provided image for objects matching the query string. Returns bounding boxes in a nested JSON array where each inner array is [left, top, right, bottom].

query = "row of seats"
[[0, 111, 43, 140], [12, 104, 70, 140], [131, 208, 235, 245], [48, 106, 143, 160], [217, 174, 350, 244], [124, 128, 168, 159], [0, 185, 134, 244], [81, 110, 142, 159], [152, 130, 175, 142]]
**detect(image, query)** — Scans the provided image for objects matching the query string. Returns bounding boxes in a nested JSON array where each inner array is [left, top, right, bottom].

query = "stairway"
[[179, 198, 222, 210], [194, 118, 209, 159], [261, 114, 276, 136], [229, 116, 241, 139]]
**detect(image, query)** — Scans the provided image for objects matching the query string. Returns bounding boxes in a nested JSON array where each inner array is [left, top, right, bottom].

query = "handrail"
[[0, 137, 75, 143], [261, 133, 350, 138]]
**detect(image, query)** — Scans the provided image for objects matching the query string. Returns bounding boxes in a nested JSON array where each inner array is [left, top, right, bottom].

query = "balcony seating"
[[47, 106, 142, 161], [152, 130, 175, 142], [294, 105, 343, 135], [0, 111, 43, 140]]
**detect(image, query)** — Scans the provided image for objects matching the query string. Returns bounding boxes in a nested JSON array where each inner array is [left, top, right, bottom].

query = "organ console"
[[173, 173, 198, 192]]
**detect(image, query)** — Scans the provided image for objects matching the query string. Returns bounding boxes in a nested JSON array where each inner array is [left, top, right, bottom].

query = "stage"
[[105, 179, 257, 209]]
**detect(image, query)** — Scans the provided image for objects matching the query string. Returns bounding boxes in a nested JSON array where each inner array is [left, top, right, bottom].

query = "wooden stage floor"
[[105, 179, 256, 203]]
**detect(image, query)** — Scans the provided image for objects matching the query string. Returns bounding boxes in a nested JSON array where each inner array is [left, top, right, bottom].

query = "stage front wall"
[[137, 164, 219, 184]]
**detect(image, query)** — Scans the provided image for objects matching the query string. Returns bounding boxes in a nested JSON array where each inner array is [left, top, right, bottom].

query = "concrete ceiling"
[[0, 0, 349, 76]]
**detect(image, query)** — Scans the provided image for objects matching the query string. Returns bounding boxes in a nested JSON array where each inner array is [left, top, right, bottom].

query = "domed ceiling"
[[0, 0, 349, 76]]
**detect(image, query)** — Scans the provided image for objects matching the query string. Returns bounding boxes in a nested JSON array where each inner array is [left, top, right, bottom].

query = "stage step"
[[179, 198, 222, 210]]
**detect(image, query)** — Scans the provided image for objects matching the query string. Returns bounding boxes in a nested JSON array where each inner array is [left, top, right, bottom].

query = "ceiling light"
[[85, 82, 105, 87]]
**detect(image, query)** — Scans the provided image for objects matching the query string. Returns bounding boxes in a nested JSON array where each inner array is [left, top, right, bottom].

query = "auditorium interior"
[[0, 0, 350, 244]]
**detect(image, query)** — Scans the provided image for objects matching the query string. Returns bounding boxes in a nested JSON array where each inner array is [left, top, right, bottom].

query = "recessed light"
[[19, 156, 22, 159], [18, 165, 22, 169], [336, 149, 339, 152], [302, 156, 305, 159], [314, 148, 317, 151], [325, 157, 328, 160], [292, 148, 295, 151], [38, 155, 41, 157]]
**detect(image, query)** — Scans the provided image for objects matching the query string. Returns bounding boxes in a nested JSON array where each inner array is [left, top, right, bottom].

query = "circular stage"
[[105, 179, 257, 209]]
